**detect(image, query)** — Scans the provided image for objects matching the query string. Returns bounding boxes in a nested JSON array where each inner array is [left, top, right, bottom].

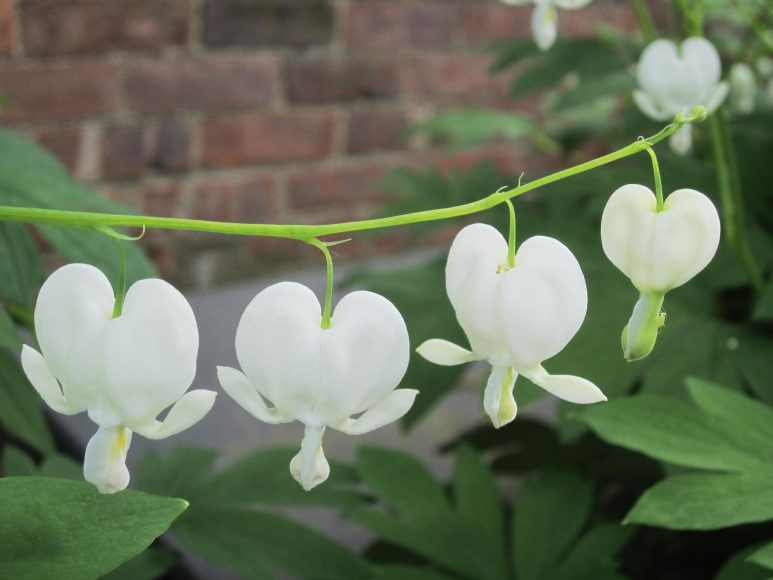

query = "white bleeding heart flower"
[[601, 184, 721, 361], [218, 282, 417, 491], [633, 37, 729, 155], [729, 63, 756, 114], [417, 224, 606, 428], [500, 0, 594, 51], [21, 264, 217, 494]]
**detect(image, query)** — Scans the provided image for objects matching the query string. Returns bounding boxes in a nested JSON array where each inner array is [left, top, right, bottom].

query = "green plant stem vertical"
[[631, 0, 657, 42], [708, 110, 764, 292], [506, 199, 516, 267], [111, 239, 127, 318], [644, 145, 664, 211], [310, 240, 334, 329]]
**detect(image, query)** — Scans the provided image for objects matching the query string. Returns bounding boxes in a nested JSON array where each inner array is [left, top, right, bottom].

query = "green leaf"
[[551, 70, 636, 113], [513, 470, 593, 580], [373, 565, 455, 579], [0, 307, 20, 348], [0, 128, 156, 285], [411, 108, 532, 150], [556, 524, 635, 580], [578, 394, 756, 471], [174, 509, 372, 580], [453, 445, 504, 540], [101, 547, 179, 580], [135, 448, 218, 500], [358, 446, 447, 517], [0, 477, 187, 580], [0, 349, 55, 453], [748, 541, 773, 570], [716, 545, 771, 580], [685, 377, 773, 460], [0, 220, 44, 309], [753, 281, 773, 321], [2, 445, 37, 475], [626, 473, 773, 530]]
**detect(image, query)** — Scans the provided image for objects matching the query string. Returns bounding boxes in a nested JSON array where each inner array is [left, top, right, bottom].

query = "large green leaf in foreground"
[[0, 477, 186, 580]]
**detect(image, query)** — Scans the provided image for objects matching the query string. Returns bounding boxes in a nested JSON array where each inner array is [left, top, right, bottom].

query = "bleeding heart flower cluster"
[[21, 179, 721, 493]]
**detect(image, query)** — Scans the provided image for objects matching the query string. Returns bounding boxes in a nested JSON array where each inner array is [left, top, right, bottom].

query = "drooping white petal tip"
[[290, 425, 330, 491]]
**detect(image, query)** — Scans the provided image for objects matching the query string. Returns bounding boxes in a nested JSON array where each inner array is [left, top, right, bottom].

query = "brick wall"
[[0, 0, 634, 288]]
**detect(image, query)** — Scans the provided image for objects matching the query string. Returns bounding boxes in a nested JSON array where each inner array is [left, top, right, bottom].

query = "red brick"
[[22, 0, 191, 56], [342, 2, 457, 49], [140, 180, 182, 217], [0, 62, 119, 121], [125, 56, 276, 113], [102, 125, 146, 182], [151, 120, 191, 173], [560, 2, 636, 37], [286, 57, 400, 104], [0, 0, 15, 55], [202, 0, 333, 48], [464, 4, 532, 43], [202, 112, 337, 168], [30, 127, 83, 173], [347, 108, 410, 155], [408, 53, 508, 103], [288, 162, 388, 211], [191, 174, 278, 223]]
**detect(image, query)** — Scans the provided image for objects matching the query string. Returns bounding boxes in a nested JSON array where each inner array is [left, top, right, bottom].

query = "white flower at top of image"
[[217, 282, 417, 491], [601, 184, 721, 360], [500, 0, 594, 51], [417, 224, 606, 429], [633, 37, 729, 155], [21, 264, 217, 493]]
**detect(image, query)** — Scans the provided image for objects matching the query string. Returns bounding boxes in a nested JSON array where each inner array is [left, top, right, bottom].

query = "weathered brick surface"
[[102, 125, 146, 181], [347, 108, 410, 154], [0, 0, 15, 55], [0, 62, 119, 121], [202, 112, 337, 167], [342, 2, 457, 49], [202, 0, 333, 48], [125, 56, 276, 113], [22, 0, 191, 56], [151, 121, 191, 173], [408, 53, 509, 102], [463, 4, 532, 43], [31, 127, 83, 173], [286, 57, 400, 104], [191, 174, 278, 223], [288, 162, 388, 211]]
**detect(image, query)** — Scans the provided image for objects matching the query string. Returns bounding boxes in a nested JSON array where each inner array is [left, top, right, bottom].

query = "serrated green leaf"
[[578, 394, 756, 471], [626, 473, 773, 530], [174, 509, 372, 580], [685, 377, 773, 459], [0, 349, 54, 454], [514, 470, 593, 580], [0, 477, 186, 580], [358, 446, 447, 517]]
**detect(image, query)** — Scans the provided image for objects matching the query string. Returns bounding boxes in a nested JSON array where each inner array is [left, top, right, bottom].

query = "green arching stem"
[[708, 111, 764, 292], [111, 239, 127, 318], [309, 239, 334, 329], [0, 115, 702, 241], [642, 144, 664, 211], [505, 199, 516, 268]]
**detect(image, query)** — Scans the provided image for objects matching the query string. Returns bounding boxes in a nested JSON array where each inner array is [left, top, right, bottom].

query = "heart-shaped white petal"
[[102, 279, 199, 428], [33, 263, 114, 414], [601, 184, 721, 293], [233, 282, 410, 427], [446, 224, 587, 369]]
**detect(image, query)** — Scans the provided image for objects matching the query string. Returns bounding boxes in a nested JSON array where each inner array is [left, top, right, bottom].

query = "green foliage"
[[0, 477, 186, 580], [350, 446, 631, 580], [0, 350, 54, 454], [580, 378, 773, 529], [136, 447, 369, 578], [3, 445, 82, 480], [410, 109, 534, 151], [102, 547, 179, 580]]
